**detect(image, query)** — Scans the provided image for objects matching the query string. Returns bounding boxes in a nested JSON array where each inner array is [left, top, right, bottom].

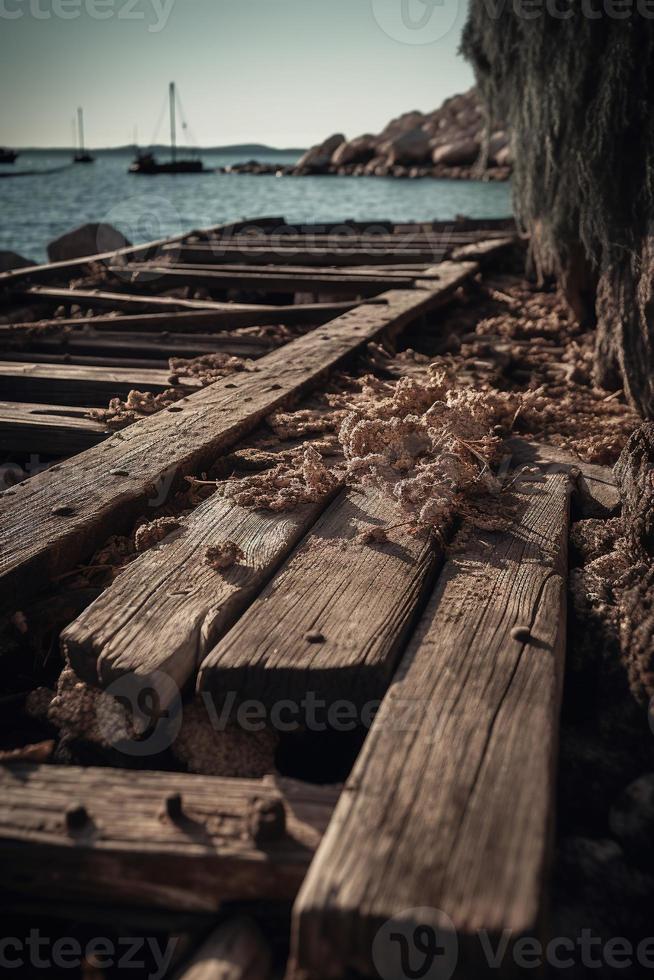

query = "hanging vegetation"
[[461, 7, 654, 417]]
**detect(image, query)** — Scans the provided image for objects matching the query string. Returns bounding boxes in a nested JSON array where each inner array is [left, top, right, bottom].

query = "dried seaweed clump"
[[26, 667, 135, 751], [204, 541, 244, 571], [267, 408, 347, 440], [134, 517, 181, 553], [89, 387, 186, 429], [169, 352, 254, 386], [172, 700, 278, 777], [222, 446, 340, 512], [339, 364, 519, 532]]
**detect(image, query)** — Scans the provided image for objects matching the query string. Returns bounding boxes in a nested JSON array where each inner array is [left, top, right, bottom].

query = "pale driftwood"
[[506, 437, 620, 517], [0, 400, 108, 454], [0, 360, 177, 406], [198, 487, 442, 708], [0, 273, 474, 613], [291, 472, 571, 979], [173, 918, 271, 980], [19, 285, 249, 313], [63, 493, 330, 705], [0, 765, 338, 912]]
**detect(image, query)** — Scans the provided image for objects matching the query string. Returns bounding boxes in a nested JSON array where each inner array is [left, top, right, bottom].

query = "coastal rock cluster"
[[223, 88, 511, 181]]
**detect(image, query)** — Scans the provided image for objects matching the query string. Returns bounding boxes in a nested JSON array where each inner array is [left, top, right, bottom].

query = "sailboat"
[[0, 148, 18, 164], [129, 83, 206, 174], [73, 107, 94, 164]]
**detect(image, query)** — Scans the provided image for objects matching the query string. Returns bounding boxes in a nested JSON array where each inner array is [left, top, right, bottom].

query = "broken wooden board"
[[198, 487, 442, 710], [0, 765, 339, 912], [63, 493, 331, 704], [450, 236, 516, 263], [0, 401, 108, 455], [173, 918, 271, 980], [160, 247, 450, 267], [291, 472, 571, 979], [0, 271, 474, 613], [0, 360, 178, 406], [506, 437, 620, 518]]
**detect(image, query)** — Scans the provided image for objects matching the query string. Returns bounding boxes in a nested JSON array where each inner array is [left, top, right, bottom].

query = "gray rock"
[[331, 135, 375, 167], [47, 223, 131, 263], [295, 134, 345, 174], [432, 137, 481, 167], [610, 774, 654, 863], [0, 251, 36, 273], [384, 126, 431, 166]]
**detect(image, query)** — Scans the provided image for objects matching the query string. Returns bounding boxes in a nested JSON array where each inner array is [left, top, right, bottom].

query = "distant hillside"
[[15, 144, 306, 156]]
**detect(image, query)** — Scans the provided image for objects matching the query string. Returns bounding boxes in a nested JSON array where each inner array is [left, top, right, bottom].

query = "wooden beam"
[[0, 765, 339, 912], [1, 327, 273, 360], [163, 248, 450, 267], [198, 487, 442, 709], [0, 217, 286, 289], [111, 266, 420, 297], [63, 492, 332, 700], [18, 285, 288, 314], [0, 360, 180, 406], [172, 918, 271, 980], [2, 300, 363, 335], [291, 472, 571, 979], [0, 269, 474, 613], [0, 400, 109, 454]]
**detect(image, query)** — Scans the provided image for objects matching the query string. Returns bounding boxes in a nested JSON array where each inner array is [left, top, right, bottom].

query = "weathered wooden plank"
[[0, 401, 108, 454], [0, 217, 285, 288], [450, 236, 516, 263], [18, 285, 287, 314], [162, 247, 449, 267], [291, 472, 571, 979], [173, 918, 271, 980], [0, 765, 339, 912], [198, 487, 442, 709], [2, 300, 362, 335], [506, 437, 620, 517], [0, 271, 474, 613], [63, 492, 331, 703], [0, 360, 178, 406], [2, 327, 273, 360], [112, 266, 420, 297]]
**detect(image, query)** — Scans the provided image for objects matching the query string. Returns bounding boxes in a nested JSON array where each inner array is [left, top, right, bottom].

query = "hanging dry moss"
[[461, 9, 654, 416]]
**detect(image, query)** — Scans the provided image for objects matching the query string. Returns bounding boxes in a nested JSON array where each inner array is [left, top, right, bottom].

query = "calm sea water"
[[0, 150, 512, 263]]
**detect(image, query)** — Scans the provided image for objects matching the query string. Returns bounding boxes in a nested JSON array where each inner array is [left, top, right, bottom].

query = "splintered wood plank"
[[63, 493, 331, 703], [19, 285, 246, 313], [0, 360, 178, 406], [198, 487, 441, 708], [0, 764, 339, 912], [162, 247, 449, 267], [291, 472, 571, 980], [174, 918, 271, 980], [0, 273, 473, 613], [0, 401, 108, 454], [3, 300, 361, 335], [450, 236, 516, 263]]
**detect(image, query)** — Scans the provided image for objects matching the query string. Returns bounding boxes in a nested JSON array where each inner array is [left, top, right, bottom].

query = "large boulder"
[[494, 144, 512, 167], [47, 223, 131, 263], [379, 110, 427, 141], [295, 134, 345, 174], [0, 251, 36, 273], [432, 137, 481, 167], [384, 126, 431, 166], [331, 135, 375, 167]]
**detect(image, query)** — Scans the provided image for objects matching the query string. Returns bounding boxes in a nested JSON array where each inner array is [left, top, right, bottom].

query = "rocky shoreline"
[[220, 88, 512, 182]]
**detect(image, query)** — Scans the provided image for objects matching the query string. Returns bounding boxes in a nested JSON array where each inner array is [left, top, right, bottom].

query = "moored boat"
[[129, 82, 207, 174]]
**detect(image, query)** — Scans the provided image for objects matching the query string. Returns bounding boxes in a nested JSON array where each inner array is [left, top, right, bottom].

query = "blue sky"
[[0, 0, 473, 147]]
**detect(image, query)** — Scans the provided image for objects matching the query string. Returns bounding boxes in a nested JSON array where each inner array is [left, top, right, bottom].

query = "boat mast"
[[169, 82, 176, 163], [77, 107, 85, 154]]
